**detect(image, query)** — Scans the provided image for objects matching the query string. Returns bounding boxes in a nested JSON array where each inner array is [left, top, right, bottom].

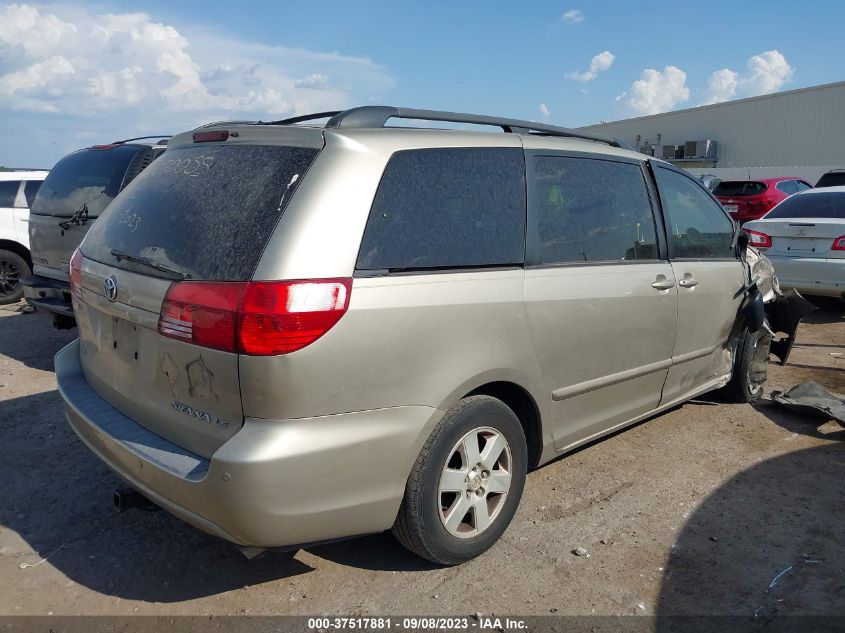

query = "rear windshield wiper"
[[59, 188, 105, 230], [110, 249, 190, 280]]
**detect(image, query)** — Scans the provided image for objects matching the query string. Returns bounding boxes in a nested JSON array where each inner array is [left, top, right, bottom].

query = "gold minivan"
[[55, 107, 800, 565]]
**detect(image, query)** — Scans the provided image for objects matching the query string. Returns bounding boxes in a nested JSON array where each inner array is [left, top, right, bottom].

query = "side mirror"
[[736, 228, 749, 256]]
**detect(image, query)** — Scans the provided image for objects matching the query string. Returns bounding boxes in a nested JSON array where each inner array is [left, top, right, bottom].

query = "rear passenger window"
[[654, 166, 735, 259], [0, 181, 20, 207], [776, 180, 796, 195], [356, 148, 525, 271], [531, 156, 658, 264], [24, 181, 42, 206]]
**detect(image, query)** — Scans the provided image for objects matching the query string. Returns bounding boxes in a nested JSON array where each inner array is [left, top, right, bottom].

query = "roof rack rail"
[[194, 120, 258, 130], [293, 106, 622, 148], [267, 111, 342, 126], [111, 135, 172, 144]]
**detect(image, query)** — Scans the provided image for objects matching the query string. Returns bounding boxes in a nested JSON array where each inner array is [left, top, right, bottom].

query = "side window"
[[531, 156, 658, 264], [794, 180, 812, 193], [654, 166, 735, 259], [356, 148, 525, 271], [24, 180, 42, 207], [776, 180, 794, 195], [0, 181, 21, 208]]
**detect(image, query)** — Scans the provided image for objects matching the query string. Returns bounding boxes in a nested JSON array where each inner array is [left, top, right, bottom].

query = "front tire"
[[723, 327, 768, 403], [0, 249, 30, 305], [392, 395, 527, 565]]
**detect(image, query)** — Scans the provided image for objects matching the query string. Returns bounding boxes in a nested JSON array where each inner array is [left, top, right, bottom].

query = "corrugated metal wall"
[[579, 81, 845, 170]]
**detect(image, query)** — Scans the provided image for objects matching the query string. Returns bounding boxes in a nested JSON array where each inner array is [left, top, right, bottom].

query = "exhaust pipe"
[[113, 487, 159, 513]]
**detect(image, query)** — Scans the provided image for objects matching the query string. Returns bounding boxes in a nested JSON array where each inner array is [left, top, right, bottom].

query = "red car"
[[713, 177, 812, 223]]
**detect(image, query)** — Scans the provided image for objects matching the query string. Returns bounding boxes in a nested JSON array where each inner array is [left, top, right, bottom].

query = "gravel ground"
[[0, 299, 843, 618]]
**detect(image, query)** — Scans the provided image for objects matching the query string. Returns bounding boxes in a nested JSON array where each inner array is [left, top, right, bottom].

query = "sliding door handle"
[[651, 277, 675, 290]]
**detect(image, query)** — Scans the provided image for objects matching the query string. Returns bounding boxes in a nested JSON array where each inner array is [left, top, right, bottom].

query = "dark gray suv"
[[23, 136, 167, 327]]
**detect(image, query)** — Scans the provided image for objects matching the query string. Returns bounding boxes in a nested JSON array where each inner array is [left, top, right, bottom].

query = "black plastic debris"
[[771, 380, 845, 424]]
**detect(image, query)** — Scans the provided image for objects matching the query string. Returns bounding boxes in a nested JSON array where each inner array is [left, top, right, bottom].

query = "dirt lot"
[[1, 299, 843, 618]]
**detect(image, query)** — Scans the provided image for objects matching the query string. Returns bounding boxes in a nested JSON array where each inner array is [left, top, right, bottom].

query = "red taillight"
[[92, 144, 118, 150], [747, 196, 777, 211], [193, 130, 229, 143], [158, 282, 246, 353], [742, 228, 773, 249], [157, 278, 351, 355], [69, 248, 83, 300], [833, 236, 845, 251]]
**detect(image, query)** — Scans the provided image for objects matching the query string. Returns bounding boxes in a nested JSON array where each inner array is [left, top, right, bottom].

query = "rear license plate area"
[[108, 316, 142, 363]]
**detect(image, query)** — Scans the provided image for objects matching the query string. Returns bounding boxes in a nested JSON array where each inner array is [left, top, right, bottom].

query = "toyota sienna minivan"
[[55, 107, 803, 565]]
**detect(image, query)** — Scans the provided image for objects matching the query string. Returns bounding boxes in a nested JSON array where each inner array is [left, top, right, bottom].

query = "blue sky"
[[1, 0, 843, 167]]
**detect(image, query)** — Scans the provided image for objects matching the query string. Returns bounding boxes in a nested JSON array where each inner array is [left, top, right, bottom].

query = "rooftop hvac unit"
[[684, 140, 718, 160]]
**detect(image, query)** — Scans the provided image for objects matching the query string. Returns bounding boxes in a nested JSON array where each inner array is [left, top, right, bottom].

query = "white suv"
[[0, 170, 48, 304]]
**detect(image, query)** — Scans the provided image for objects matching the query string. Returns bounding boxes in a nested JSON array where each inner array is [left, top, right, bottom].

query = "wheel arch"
[[0, 239, 32, 268], [464, 381, 543, 470]]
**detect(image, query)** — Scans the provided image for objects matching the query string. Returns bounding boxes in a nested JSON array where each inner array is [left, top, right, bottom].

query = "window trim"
[[525, 150, 666, 269], [650, 162, 740, 263], [353, 146, 528, 277]]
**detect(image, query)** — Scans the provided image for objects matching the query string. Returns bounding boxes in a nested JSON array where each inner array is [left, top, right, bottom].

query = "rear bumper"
[[767, 256, 845, 297], [22, 274, 74, 316], [56, 339, 442, 547]]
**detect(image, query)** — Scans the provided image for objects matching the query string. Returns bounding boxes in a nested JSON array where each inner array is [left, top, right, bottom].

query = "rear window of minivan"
[[81, 143, 319, 281], [356, 148, 525, 271], [31, 145, 142, 218]]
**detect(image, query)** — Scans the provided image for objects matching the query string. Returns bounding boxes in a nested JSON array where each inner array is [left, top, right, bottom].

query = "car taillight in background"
[[833, 236, 845, 251], [746, 196, 778, 214], [69, 248, 83, 299], [742, 229, 772, 249], [158, 278, 352, 355]]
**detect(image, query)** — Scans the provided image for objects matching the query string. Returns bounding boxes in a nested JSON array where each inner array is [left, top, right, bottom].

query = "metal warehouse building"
[[579, 80, 845, 185]]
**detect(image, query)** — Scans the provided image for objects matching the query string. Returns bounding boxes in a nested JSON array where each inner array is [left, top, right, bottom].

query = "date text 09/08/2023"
[[307, 617, 529, 631]]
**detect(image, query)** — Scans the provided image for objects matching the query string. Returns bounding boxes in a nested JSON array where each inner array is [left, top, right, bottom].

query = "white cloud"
[[566, 50, 615, 82], [0, 4, 394, 128], [562, 9, 584, 24], [295, 73, 329, 89], [745, 50, 793, 95], [702, 50, 793, 105], [538, 103, 551, 118], [703, 68, 739, 105], [624, 66, 690, 115]]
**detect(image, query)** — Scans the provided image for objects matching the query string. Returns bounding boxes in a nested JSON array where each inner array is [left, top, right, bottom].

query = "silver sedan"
[[743, 186, 845, 298]]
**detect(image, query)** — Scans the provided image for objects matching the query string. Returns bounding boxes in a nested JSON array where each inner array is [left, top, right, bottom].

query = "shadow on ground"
[[0, 307, 75, 371], [656, 427, 845, 619], [802, 297, 844, 325]]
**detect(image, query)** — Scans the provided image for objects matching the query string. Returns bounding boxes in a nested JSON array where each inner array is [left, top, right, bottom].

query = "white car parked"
[[743, 186, 845, 299], [0, 170, 49, 304]]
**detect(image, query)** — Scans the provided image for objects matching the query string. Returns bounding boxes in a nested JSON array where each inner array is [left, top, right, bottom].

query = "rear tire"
[[0, 249, 30, 305], [392, 395, 527, 565], [723, 327, 767, 403]]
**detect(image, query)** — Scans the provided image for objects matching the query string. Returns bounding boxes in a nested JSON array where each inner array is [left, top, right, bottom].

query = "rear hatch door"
[[29, 145, 155, 280], [76, 128, 322, 458]]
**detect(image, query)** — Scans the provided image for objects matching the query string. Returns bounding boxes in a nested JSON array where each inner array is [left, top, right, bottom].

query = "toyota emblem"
[[104, 275, 118, 302]]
